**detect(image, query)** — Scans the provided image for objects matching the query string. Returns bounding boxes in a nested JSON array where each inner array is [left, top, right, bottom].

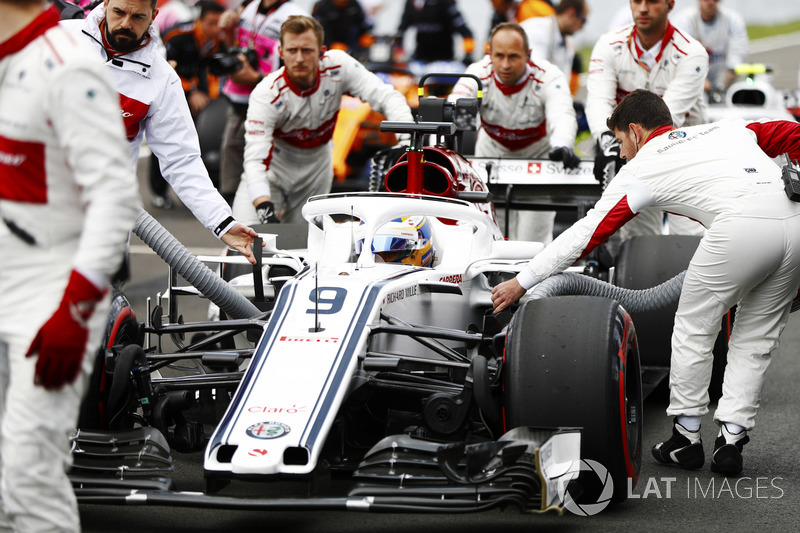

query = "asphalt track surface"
[[79, 42, 800, 532]]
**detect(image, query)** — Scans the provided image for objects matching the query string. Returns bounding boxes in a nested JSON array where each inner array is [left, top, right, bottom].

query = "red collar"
[[492, 64, 532, 96], [0, 5, 60, 62], [645, 125, 675, 144], [283, 65, 321, 96], [630, 21, 675, 64]]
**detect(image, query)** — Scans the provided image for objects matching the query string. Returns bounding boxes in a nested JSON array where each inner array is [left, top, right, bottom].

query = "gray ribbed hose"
[[133, 209, 261, 319], [530, 270, 686, 313]]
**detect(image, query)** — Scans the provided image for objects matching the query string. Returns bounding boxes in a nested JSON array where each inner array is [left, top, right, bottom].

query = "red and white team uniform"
[[0, 6, 138, 531], [586, 22, 709, 136], [61, 6, 237, 238], [517, 118, 800, 431], [449, 55, 576, 242], [235, 49, 413, 224], [586, 22, 709, 238]]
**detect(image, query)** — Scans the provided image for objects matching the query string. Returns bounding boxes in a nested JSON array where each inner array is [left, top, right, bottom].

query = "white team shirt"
[[586, 23, 709, 139], [448, 55, 576, 158], [518, 118, 800, 288], [243, 49, 413, 201]]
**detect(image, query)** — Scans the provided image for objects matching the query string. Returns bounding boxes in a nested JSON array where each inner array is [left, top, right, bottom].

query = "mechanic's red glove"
[[26, 270, 105, 390]]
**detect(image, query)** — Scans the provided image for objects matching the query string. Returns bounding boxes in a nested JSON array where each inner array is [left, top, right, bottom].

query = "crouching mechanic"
[[0, 0, 139, 530], [60, 0, 261, 264], [234, 15, 413, 225], [492, 89, 800, 476], [448, 22, 579, 243]]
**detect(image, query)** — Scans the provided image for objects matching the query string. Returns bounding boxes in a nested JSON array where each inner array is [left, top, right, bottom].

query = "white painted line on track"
[[129, 244, 225, 256]]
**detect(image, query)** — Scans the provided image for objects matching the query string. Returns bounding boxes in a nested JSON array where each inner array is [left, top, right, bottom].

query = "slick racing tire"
[[504, 296, 642, 505], [78, 288, 142, 430], [613, 235, 731, 400]]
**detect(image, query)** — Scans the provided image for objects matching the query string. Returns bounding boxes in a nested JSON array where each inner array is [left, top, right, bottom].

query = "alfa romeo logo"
[[668, 130, 687, 140], [246, 421, 291, 440], [557, 459, 614, 516]]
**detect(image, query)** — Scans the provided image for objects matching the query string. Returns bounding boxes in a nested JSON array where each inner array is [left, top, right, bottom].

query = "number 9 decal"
[[307, 287, 347, 314]]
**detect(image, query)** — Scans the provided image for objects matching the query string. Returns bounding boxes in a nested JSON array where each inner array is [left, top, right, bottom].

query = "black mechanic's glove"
[[462, 53, 474, 67], [549, 146, 581, 169], [256, 201, 280, 224], [593, 131, 625, 185]]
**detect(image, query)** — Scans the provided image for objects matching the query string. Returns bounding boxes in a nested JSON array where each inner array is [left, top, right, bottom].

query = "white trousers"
[[667, 205, 800, 430], [234, 142, 334, 225], [0, 235, 107, 532]]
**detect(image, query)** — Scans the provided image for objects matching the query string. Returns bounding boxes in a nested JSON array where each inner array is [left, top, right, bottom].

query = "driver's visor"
[[371, 235, 418, 253]]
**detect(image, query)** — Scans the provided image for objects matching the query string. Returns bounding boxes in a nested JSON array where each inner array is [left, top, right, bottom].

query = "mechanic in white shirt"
[[217, 0, 308, 205], [492, 88, 800, 477], [586, 0, 709, 241], [519, 0, 589, 95], [235, 15, 413, 224], [671, 0, 749, 93], [0, 1, 139, 530], [448, 22, 579, 243], [60, 0, 261, 264]]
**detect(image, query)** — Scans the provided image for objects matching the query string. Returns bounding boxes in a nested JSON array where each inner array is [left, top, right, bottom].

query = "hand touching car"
[[491, 277, 527, 314]]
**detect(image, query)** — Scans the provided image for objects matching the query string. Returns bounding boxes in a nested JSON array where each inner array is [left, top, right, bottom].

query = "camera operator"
[[217, 0, 308, 205], [448, 22, 579, 243], [60, 0, 261, 264], [233, 15, 413, 225], [163, 0, 226, 118]]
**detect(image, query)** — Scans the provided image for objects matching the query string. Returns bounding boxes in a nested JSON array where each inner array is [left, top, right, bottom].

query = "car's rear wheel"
[[503, 296, 642, 504], [613, 235, 731, 400]]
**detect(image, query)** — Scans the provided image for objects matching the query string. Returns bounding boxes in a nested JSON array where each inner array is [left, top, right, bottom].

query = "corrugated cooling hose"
[[530, 270, 687, 313], [132, 209, 261, 319]]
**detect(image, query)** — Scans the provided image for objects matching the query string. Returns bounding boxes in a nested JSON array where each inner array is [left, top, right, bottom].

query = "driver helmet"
[[356, 216, 434, 267]]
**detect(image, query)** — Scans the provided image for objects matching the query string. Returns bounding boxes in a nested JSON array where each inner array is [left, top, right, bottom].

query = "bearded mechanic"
[[60, 0, 261, 264], [492, 89, 800, 476], [233, 15, 413, 225]]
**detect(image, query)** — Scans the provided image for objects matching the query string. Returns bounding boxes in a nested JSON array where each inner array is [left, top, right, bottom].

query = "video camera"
[[208, 47, 260, 76]]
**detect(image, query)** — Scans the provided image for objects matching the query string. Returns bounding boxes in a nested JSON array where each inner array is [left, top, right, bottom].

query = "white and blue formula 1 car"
[[69, 90, 672, 515]]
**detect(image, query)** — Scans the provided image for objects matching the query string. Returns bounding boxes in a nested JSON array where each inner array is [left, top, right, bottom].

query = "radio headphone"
[[668, 1, 674, 10]]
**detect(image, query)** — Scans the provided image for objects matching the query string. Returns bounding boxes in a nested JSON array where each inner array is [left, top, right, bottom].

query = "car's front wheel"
[[503, 295, 642, 504]]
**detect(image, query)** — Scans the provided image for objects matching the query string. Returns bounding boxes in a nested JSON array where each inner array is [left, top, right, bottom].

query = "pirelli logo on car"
[[278, 336, 340, 343]]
